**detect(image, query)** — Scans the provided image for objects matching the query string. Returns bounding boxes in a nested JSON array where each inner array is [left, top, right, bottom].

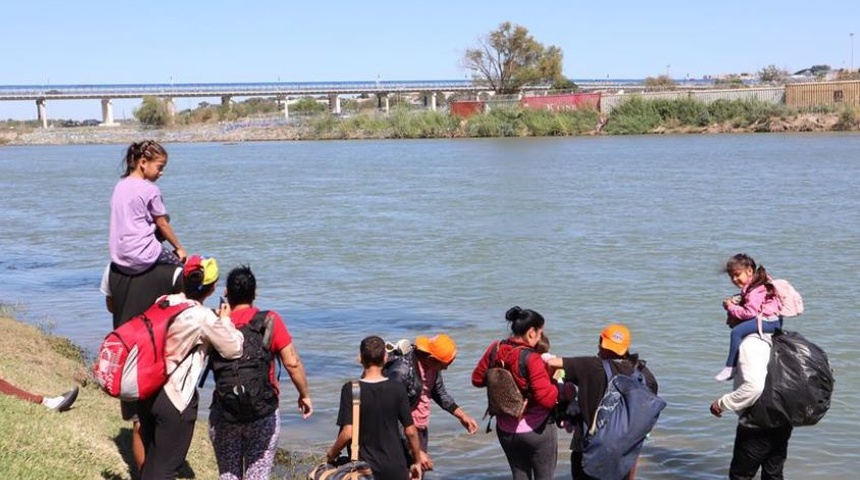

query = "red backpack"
[[93, 296, 195, 401]]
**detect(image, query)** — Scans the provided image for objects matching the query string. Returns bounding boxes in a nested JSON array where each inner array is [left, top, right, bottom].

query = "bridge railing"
[[0, 80, 589, 101], [0, 80, 499, 100]]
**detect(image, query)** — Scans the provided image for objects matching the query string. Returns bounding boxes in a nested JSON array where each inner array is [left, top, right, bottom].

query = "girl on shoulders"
[[715, 253, 782, 381], [109, 140, 186, 274]]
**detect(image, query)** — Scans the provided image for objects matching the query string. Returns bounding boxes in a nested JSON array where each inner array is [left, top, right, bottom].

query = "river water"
[[1, 134, 858, 479]]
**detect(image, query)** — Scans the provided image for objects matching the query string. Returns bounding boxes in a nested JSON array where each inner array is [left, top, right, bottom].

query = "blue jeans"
[[725, 317, 782, 367]]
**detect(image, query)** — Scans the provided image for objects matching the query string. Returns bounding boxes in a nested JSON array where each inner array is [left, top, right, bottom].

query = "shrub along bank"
[[302, 100, 855, 138], [3, 98, 857, 146], [602, 97, 855, 134], [303, 106, 602, 139]]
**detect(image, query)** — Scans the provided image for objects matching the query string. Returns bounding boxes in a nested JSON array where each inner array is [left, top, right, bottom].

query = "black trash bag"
[[745, 329, 834, 428]]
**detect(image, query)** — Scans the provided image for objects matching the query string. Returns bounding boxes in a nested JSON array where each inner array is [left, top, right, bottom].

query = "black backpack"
[[209, 310, 278, 423], [744, 329, 834, 428]]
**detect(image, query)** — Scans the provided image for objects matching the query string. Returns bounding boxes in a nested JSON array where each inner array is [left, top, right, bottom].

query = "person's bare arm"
[[280, 343, 313, 418], [545, 356, 563, 371], [452, 407, 478, 434], [153, 215, 186, 262], [326, 425, 352, 463], [404, 424, 430, 471]]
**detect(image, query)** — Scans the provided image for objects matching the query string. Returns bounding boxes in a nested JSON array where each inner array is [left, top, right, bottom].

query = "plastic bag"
[[745, 329, 834, 428]]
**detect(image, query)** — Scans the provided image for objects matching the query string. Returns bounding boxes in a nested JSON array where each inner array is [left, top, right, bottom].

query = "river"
[[1, 134, 858, 478]]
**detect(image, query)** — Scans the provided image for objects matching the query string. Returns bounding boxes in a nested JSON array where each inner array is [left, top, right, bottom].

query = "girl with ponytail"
[[109, 140, 186, 275], [715, 253, 782, 381]]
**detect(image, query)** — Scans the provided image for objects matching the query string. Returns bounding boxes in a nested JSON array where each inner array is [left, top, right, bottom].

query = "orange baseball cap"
[[600, 324, 631, 356], [414, 334, 457, 365]]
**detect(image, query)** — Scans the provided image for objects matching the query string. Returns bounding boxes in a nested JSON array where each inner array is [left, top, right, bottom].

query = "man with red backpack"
[[100, 258, 185, 472], [136, 255, 243, 480]]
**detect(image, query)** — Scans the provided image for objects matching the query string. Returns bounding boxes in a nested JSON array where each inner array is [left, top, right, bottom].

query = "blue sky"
[[2, 0, 858, 119]]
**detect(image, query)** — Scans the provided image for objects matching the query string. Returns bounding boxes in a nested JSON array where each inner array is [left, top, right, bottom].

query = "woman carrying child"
[[109, 140, 186, 274], [715, 253, 782, 381], [472, 306, 559, 480]]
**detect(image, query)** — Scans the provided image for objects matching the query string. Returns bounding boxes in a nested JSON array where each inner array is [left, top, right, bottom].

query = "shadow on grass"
[[105, 428, 197, 479], [106, 428, 138, 480]]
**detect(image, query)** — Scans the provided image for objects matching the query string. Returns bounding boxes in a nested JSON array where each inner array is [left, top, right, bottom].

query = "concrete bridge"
[[0, 78, 716, 127], [0, 80, 540, 128]]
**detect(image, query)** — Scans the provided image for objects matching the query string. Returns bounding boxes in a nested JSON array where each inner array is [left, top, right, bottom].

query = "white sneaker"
[[714, 367, 735, 382], [42, 386, 79, 412]]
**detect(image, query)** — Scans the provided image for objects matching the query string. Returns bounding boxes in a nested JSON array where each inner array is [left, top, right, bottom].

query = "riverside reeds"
[[600, 97, 845, 134]]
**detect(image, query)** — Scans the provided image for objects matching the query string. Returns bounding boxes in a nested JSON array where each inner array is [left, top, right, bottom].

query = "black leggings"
[[138, 388, 199, 480]]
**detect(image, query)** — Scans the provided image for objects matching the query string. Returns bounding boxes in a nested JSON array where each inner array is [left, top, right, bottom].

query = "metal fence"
[[599, 87, 785, 114], [786, 80, 860, 108]]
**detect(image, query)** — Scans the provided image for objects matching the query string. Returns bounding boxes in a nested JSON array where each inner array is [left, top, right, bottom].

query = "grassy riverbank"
[[0, 309, 316, 479], [2, 99, 858, 146]]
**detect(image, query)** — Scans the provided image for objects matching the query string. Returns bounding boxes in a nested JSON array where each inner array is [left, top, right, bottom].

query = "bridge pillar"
[[329, 94, 341, 115], [422, 92, 437, 111], [36, 99, 48, 128], [276, 95, 289, 120], [377, 93, 390, 114], [221, 95, 232, 111], [164, 98, 176, 126], [100, 98, 117, 126]]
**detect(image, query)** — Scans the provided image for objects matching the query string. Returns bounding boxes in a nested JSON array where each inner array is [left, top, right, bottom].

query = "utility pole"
[[851, 33, 855, 72]]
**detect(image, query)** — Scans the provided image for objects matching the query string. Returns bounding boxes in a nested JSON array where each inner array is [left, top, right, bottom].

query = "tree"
[[462, 22, 564, 94], [644, 75, 677, 91], [714, 75, 746, 89], [134, 97, 170, 127], [551, 76, 579, 92], [758, 65, 789, 84], [291, 97, 327, 114]]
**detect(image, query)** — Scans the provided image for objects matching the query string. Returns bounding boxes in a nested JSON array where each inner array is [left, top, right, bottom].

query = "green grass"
[[602, 97, 832, 134], [295, 105, 603, 139], [0, 315, 317, 479], [834, 106, 859, 131]]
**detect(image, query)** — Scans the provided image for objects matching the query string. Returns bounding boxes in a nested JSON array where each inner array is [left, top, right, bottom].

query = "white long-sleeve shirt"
[[162, 293, 244, 411], [718, 334, 772, 415]]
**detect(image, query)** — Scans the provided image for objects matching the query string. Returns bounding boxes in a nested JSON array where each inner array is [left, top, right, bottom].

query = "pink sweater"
[[726, 284, 781, 323]]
